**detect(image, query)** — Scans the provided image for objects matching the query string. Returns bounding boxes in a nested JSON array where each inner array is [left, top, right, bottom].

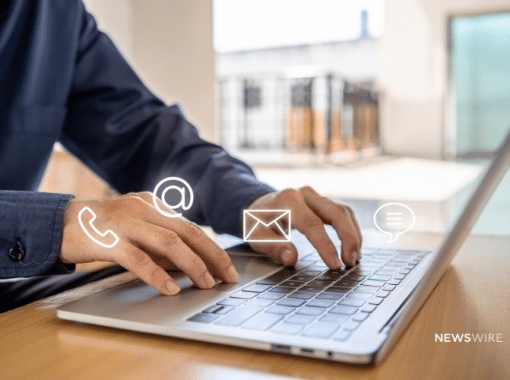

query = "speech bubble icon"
[[373, 203, 415, 243]]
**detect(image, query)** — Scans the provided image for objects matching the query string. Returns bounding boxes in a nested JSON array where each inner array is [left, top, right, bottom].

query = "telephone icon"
[[78, 206, 119, 248]]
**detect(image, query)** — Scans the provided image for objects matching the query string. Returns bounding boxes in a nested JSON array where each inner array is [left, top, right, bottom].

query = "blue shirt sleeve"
[[0, 191, 75, 278], [59, 3, 275, 237]]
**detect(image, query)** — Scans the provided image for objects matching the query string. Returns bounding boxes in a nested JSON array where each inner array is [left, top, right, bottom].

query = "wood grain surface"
[[1, 235, 509, 380]]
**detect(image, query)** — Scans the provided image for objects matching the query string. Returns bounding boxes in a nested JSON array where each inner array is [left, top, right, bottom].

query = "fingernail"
[[282, 249, 293, 266], [227, 265, 239, 283], [204, 272, 216, 288], [166, 281, 180, 295]]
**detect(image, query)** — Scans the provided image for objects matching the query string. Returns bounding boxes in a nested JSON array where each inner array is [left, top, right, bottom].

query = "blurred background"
[[40, 0, 510, 236]]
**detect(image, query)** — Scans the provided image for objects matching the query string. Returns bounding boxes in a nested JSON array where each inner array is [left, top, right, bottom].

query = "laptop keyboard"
[[187, 248, 429, 342]]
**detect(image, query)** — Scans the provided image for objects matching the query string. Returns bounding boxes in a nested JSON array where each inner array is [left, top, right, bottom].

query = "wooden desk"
[[1, 234, 509, 380]]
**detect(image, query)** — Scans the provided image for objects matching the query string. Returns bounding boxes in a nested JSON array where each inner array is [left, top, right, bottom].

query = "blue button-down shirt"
[[0, 0, 274, 278]]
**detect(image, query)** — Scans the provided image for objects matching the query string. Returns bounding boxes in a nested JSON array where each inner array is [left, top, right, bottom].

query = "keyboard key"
[[390, 260, 408, 265], [301, 270, 322, 276], [242, 313, 283, 331], [369, 275, 391, 281], [211, 306, 234, 315], [218, 297, 246, 306], [317, 270, 346, 280], [316, 292, 343, 300], [368, 297, 383, 305], [258, 292, 285, 300], [362, 280, 386, 287], [277, 298, 306, 307], [308, 264, 329, 271], [306, 299, 335, 308], [323, 286, 350, 294], [346, 292, 372, 300], [308, 279, 335, 287], [202, 304, 224, 314], [299, 286, 324, 293], [352, 269, 374, 276], [187, 313, 219, 323], [330, 305, 358, 315], [319, 313, 350, 324], [280, 280, 305, 288], [335, 279, 358, 287], [296, 306, 325, 316], [266, 305, 296, 315], [246, 298, 276, 307], [284, 314, 315, 325], [399, 269, 411, 275], [376, 290, 391, 298], [361, 304, 377, 313], [383, 285, 396, 291], [333, 329, 352, 342], [291, 275, 314, 282], [338, 298, 365, 307], [343, 320, 361, 331], [354, 285, 378, 294], [298, 259, 317, 265], [376, 269, 398, 275], [288, 292, 315, 300], [214, 306, 262, 326], [393, 274, 406, 280], [388, 279, 401, 285], [231, 291, 257, 299], [257, 268, 298, 285], [344, 274, 366, 282], [271, 322, 304, 335], [269, 286, 295, 294], [352, 312, 369, 322], [243, 284, 272, 293], [302, 323, 339, 339]]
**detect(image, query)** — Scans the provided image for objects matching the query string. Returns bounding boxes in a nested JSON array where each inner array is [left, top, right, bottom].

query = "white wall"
[[380, 0, 510, 158], [83, 0, 217, 141], [82, 0, 135, 66]]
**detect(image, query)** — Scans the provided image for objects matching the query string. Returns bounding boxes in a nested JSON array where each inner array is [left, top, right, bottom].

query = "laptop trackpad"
[[58, 253, 282, 325]]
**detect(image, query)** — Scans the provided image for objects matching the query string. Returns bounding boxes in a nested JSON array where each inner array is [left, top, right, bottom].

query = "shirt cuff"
[[0, 191, 74, 278]]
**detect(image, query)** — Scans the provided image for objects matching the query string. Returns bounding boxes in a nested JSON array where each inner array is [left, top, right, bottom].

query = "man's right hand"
[[60, 192, 238, 295]]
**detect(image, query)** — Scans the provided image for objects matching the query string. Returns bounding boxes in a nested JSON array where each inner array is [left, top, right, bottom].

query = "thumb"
[[249, 241, 298, 267]]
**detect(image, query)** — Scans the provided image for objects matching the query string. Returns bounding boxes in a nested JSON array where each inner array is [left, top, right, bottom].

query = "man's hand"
[[60, 192, 238, 295], [247, 187, 362, 268]]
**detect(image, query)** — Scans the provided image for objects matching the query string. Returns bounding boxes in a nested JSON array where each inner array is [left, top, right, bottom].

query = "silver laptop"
[[57, 128, 510, 365]]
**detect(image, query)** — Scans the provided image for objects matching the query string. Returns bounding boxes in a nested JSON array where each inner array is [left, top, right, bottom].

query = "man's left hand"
[[246, 187, 362, 269]]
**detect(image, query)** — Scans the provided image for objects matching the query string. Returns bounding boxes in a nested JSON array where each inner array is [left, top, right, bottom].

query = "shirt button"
[[8, 240, 26, 262]]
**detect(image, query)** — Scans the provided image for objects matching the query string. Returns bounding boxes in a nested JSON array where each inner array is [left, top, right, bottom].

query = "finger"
[[125, 193, 238, 283], [170, 218, 238, 283], [247, 226, 298, 266], [345, 206, 363, 262], [301, 187, 361, 266], [116, 243, 180, 296], [126, 219, 218, 289], [277, 197, 339, 269]]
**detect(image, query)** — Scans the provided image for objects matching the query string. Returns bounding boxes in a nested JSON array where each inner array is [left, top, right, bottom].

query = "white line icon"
[[385, 212, 403, 226], [373, 203, 415, 243], [78, 207, 119, 248], [243, 209, 291, 243], [153, 177, 194, 218]]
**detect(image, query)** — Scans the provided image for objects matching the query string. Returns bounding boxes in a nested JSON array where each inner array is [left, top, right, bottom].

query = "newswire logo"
[[435, 333, 503, 343]]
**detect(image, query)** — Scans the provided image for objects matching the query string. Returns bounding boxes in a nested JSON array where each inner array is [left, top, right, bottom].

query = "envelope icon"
[[243, 209, 291, 243]]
